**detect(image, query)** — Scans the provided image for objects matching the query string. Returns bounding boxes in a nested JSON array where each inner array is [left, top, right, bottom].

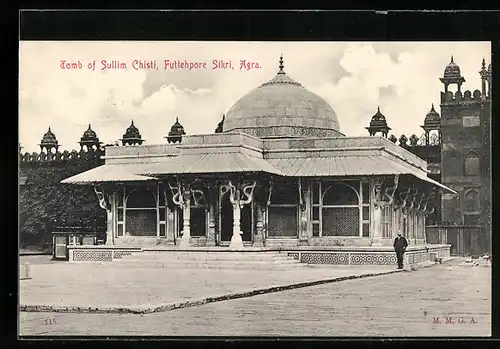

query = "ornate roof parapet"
[[121, 120, 144, 146], [19, 147, 104, 166], [440, 89, 483, 105], [409, 134, 419, 146], [166, 117, 186, 144], [398, 134, 408, 147]]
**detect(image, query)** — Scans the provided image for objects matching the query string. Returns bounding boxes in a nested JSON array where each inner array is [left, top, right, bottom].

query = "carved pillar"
[[298, 178, 309, 245], [370, 178, 383, 246], [94, 186, 113, 245], [161, 183, 176, 244], [109, 189, 117, 245], [228, 180, 256, 250], [169, 181, 191, 248], [180, 188, 191, 248], [253, 201, 264, 247], [206, 182, 216, 247]]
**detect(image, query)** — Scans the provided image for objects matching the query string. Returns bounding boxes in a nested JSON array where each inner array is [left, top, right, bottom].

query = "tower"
[[420, 104, 441, 145], [121, 120, 144, 146], [79, 124, 101, 151], [439, 56, 491, 249], [366, 107, 391, 138], [439, 56, 466, 93], [39, 127, 60, 153], [166, 117, 186, 144]]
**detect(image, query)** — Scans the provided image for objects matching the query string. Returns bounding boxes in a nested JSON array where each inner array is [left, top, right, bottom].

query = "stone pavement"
[[19, 255, 397, 313], [19, 257, 490, 337]]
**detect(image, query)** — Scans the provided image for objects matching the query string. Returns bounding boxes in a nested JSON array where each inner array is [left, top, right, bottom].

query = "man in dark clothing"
[[394, 231, 408, 269]]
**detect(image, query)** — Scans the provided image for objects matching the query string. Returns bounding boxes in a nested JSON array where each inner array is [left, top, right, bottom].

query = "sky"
[[19, 41, 491, 153]]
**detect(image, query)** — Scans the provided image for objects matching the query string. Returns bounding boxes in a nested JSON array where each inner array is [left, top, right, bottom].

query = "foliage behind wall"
[[19, 150, 106, 247]]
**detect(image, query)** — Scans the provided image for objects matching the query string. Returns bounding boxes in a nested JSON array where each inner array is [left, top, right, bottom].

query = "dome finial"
[[451, 55, 454, 63], [278, 54, 285, 74], [377, 106, 380, 112], [482, 57, 486, 69], [431, 103, 435, 109], [176, 116, 179, 123]]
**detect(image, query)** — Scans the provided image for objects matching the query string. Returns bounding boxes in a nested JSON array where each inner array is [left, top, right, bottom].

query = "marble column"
[[230, 199, 244, 249], [253, 202, 264, 247], [207, 186, 217, 247], [228, 181, 255, 250], [94, 186, 113, 245], [370, 179, 383, 246], [298, 179, 310, 246], [106, 190, 116, 245], [179, 189, 191, 248]]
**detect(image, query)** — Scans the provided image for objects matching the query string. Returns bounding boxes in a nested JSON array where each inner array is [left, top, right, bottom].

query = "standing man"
[[394, 231, 408, 269]]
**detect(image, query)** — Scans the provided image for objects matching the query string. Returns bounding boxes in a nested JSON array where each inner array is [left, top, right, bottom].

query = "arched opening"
[[267, 180, 298, 238], [464, 189, 480, 213], [464, 151, 480, 176], [219, 189, 253, 242], [320, 181, 361, 237], [125, 188, 157, 236]]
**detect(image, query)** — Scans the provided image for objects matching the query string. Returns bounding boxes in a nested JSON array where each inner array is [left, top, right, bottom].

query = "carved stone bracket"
[[424, 204, 435, 215], [191, 188, 206, 207], [405, 188, 420, 213], [168, 181, 188, 208], [227, 180, 256, 209], [240, 181, 256, 207], [414, 192, 426, 212], [393, 187, 412, 210], [298, 178, 306, 212], [228, 181, 240, 207], [266, 179, 274, 208], [94, 186, 111, 212], [380, 175, 399, 207], [372, 178, 384, 209], [419, 193, 430, 213]]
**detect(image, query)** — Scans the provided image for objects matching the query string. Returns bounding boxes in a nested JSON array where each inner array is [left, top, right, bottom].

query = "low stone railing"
[[67, 245, 142, 262], [286, 244, 451, 266]]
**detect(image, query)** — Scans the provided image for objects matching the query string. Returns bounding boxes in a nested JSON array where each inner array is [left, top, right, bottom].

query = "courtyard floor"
[[19, 257, 491, 337], [19, 255, 396, 311]]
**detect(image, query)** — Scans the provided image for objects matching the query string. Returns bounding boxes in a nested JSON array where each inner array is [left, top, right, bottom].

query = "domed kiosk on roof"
[[440, 55, 466, 92], [166, 117, 186, 144], [79, 124, 101, 151], [423, 104, 440, 129], [40, 127, 59, 153], [223, 55, 342, 139]]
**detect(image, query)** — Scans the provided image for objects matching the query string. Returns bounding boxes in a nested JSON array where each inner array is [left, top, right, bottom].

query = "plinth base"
[[229, 232, 244, 250], [179, 233, 191, 248]]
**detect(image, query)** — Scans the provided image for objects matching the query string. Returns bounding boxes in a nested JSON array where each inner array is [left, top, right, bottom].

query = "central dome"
[[223, 56, 342, 139]]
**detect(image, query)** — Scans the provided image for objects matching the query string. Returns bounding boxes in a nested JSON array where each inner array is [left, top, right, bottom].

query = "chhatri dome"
[[223, 55, 342, 138]]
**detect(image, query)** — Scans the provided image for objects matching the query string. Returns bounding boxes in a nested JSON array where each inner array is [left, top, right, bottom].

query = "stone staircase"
[[113, 251, 307, 270]]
